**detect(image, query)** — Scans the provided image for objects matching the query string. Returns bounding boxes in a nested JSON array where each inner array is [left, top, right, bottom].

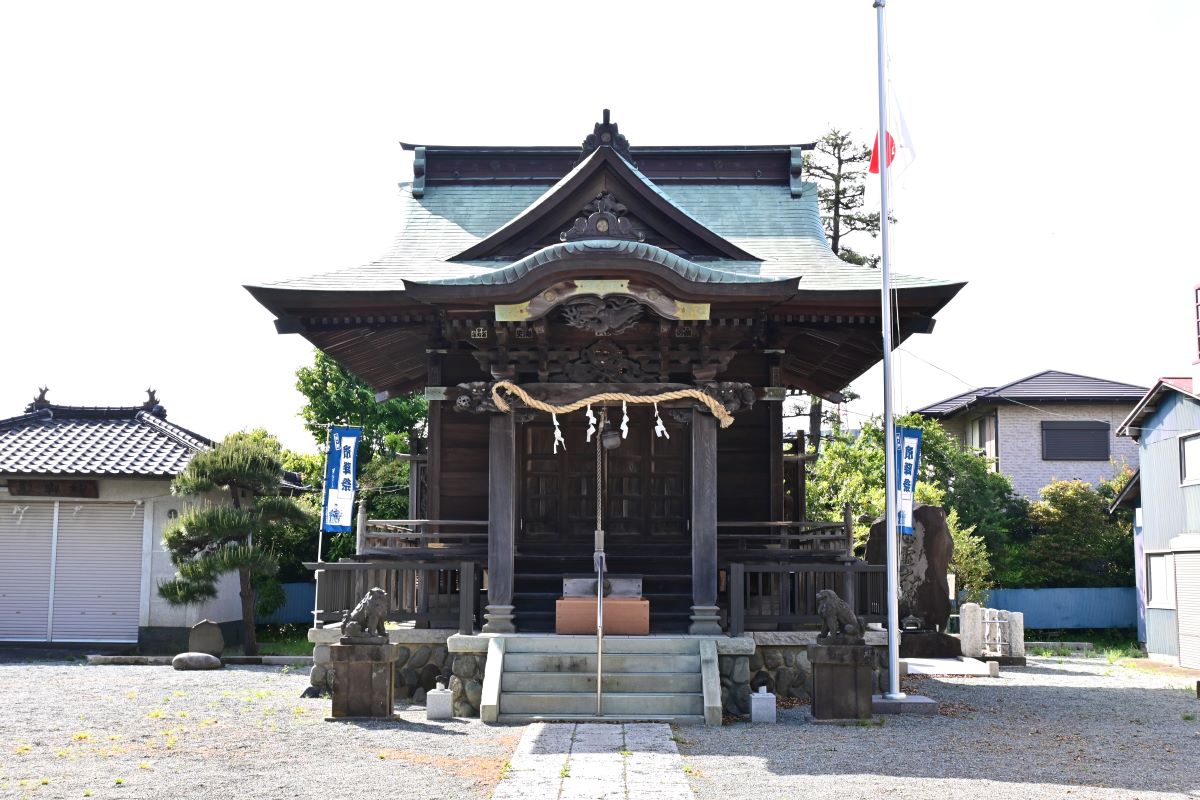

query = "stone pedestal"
[[426, 686, 453, 720], [750, 690, 776, 724], [809, 642, 875, 720], [328, 641, 401, 720]]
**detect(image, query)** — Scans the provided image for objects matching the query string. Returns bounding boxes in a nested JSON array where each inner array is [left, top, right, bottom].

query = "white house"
[[0, 390, 246, 651]]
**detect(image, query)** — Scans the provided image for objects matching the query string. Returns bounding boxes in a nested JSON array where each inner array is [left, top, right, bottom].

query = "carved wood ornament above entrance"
[[494, 279, 709, 327]]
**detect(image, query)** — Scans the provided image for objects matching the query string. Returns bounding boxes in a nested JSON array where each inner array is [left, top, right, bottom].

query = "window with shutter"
[[1041, 421, 1109, 461]]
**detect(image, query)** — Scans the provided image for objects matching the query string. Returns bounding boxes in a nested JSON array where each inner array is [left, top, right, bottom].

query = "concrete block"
[[426, 687, 453, 720], [988, 660, 1000, 678], [872, 694, 939, 715], [750, 690, 776, 724]]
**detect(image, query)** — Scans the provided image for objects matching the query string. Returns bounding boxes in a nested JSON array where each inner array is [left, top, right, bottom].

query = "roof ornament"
[[579, 109, 632, 162], [31, 387, 49, 407], [143, 387, 167, 418], [560, 192, 645, 243]]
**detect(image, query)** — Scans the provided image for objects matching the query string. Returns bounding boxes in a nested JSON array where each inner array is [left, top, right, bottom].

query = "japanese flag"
[[869, 91, 916, 175]]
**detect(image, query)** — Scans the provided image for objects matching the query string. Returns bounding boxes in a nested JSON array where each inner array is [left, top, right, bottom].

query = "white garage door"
[[53, 503, 144, 642], [0, 501, 144, 643], [1176, 552, 1200, 669], [0, 503, 55, 640]]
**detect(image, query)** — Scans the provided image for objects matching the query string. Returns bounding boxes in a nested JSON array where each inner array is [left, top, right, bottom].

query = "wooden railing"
[[307, 558, 484, 635], [359, 518, 488, 556], [724, 560, 886, 636], [717, 516, 854, 561]]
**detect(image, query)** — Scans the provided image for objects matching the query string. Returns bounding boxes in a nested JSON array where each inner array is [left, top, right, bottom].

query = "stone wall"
[[307, 627, 456, 703], [448, 651, 488, 717]]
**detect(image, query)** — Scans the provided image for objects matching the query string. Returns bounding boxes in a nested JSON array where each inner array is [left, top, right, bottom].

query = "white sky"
[[1, 1, 1196, 453]]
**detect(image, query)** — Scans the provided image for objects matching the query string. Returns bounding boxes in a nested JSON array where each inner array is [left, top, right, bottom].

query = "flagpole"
[[875, 0, 905, 701]]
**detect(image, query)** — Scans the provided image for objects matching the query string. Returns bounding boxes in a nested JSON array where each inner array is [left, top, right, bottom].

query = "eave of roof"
[[918, 370, 1147, 420], [1108, 469, 1140, 513], [1117, 377, 1200, 439]]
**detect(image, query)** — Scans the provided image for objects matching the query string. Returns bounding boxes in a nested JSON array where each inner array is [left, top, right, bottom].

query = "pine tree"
[[158, 436, 311, 655], [803, 129, 881, 266]]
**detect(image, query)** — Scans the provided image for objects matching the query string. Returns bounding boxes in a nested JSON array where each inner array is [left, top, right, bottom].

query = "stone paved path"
[[492, 722, 694, 800]]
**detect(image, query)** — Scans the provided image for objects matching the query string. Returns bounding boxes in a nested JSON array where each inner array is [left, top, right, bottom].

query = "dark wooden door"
[[518, 408, 690, 552]]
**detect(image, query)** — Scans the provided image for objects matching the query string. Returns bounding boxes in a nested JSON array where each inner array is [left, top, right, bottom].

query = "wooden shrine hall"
[[247, 111, 963, 644]]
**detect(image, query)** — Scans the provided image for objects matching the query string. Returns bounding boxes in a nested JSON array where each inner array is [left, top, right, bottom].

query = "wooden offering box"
[[555, 597, 650, 635]]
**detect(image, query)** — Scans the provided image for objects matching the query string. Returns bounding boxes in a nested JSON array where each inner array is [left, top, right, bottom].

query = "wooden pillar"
[[690, 408, 722, 635], [483, 413, 517, 633]]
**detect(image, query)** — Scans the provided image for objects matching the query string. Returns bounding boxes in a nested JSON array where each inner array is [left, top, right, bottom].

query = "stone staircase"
[[484, 635, 721, 725]]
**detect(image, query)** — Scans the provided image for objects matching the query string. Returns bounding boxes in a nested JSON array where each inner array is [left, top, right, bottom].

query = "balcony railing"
[[724, 560, 886, 636], [308, 558, 484, 635]]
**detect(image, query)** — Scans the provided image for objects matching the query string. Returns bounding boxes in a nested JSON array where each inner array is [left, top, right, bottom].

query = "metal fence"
[[985, 587, 1137, 629]]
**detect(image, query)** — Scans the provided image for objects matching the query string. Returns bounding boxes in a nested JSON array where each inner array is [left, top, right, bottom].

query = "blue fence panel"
[[985, 587, 1137, 629], [261, 582, 316, 625]]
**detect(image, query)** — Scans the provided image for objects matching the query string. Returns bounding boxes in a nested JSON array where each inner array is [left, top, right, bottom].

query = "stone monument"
[[865, 504, 961, 658], [327, 588, 402, 720], [188, 619, 224, 658], [808, 589, 875, 720]]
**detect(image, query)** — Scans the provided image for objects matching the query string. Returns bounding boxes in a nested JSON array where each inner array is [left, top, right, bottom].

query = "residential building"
[[1116, 375, 1200, 666], [0, 390, 243, 650], [916, 370, 1144, 499]]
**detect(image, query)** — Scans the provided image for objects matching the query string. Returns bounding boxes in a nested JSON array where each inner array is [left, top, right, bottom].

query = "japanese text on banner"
[[894, 426, 923, 535], [321, 426, 361, 533]]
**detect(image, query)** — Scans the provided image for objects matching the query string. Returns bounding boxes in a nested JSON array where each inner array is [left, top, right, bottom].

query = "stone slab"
[[426, 687, 453, 720], [750, 691, 776, 723], [871, 693, 939, 715], [903, 656, 994, 677], [188, 619, 224, 658], [750, 630, 886, 647], [308, 625, 457, 645], [87, 655, 172, 666], [448, 632, 755, 655]]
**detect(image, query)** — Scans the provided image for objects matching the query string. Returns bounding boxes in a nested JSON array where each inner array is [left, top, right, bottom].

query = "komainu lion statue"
[[340, 587, 389, 639], [816, 588, 864, 640]]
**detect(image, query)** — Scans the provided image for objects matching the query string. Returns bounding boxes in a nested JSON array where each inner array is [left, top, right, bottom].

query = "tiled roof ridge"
[[135, 411, 213, 453], [982, 369, 1147, 398], [0, 408, 53, 429]]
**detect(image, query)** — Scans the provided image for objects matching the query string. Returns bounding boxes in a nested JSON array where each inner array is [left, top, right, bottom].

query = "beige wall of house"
[[938, 403, 1138, 500]]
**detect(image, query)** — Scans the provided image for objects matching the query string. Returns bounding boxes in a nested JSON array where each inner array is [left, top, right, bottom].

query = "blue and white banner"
[[894, 426, 923, 535], [321, 426, 361, 533]]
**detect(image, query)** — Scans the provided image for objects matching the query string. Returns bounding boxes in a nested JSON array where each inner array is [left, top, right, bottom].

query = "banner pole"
[[313, 424, 333, 628], [875, 0, 905, 701]]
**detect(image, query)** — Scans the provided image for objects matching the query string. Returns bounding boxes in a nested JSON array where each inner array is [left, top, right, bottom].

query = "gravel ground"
[[2, 655, 1197, 800], [0, 661, 521, 800], [679, 656, 1200, 800]]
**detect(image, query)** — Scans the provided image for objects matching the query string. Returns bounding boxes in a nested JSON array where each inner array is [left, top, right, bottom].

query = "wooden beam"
[[689, 409, 722, 634], [483, 413, 517, 633]]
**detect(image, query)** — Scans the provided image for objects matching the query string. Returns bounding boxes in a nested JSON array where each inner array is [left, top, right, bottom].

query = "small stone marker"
[[426, 682, 453, 720], [172, 652, 222, 670], [750, 686, 776, 724], [188, 619, 224, 658]]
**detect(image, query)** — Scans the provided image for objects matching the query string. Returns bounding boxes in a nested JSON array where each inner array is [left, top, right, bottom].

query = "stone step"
[[501, 671, 703, 693], [503, 653, 701, 674], [498, 691, 704, 716], [497, 713, 706, 725], [502, 635, 701, 655]]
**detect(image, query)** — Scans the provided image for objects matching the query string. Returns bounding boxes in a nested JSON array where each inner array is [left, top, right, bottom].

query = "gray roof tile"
[[0, 404, 213, 477], [917, 370, 1148, 418]]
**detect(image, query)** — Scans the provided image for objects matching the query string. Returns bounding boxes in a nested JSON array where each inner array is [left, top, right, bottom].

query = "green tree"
[[158, 436, 312, 655], [1014, 476, 1135, 588], [804, 129, 881, 266], [947, 509, 994, 604], [807, 414, 1026, 558], [295, 350, 427, 458]]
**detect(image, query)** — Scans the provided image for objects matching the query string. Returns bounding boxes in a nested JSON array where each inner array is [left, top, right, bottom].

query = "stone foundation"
[[448, 651, 488, 717], [307, 627, 456, 704]]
